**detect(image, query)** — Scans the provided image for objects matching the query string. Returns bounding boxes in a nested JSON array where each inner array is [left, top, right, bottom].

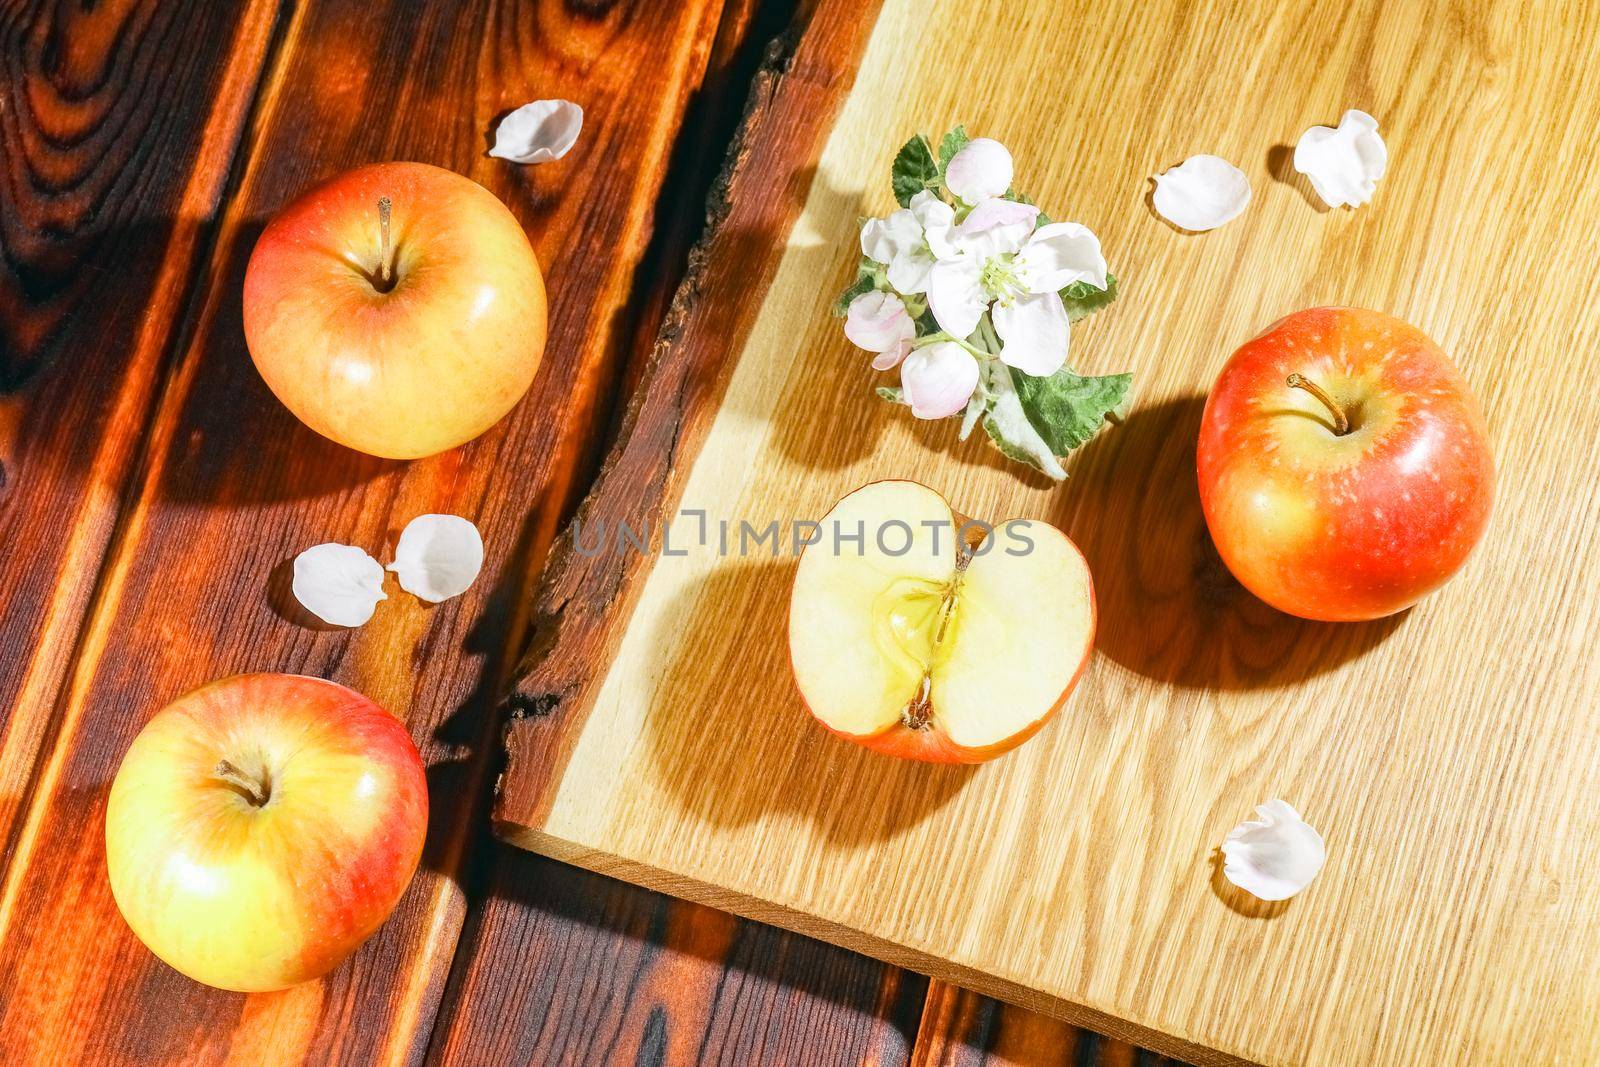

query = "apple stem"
[[215, 759, 270, 808], [1286, 373, 1350, 436], [377, 196, 394, 289]]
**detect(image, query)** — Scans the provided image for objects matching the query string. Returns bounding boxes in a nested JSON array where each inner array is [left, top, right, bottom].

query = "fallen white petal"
[[1015, 222, 1107, 293], [292, 543, 386, 627], [945, 138, 1014, 205], [1221, 799, 1326, 901], [845, 291, 915, 354], [901, 341, 980, 419], [388, 515, 484, 603], [993, 292, 1070, 377], [489, 99, 583, 164], [1151, 155, 1251, 231], [1294, 109, 1387, 208]]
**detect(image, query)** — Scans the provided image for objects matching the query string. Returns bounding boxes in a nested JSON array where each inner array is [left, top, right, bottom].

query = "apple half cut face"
[[788, 481, 1095, 763]]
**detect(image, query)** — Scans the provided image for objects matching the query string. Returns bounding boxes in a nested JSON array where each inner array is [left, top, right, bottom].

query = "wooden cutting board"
[[494, 1, 1600, 1063]]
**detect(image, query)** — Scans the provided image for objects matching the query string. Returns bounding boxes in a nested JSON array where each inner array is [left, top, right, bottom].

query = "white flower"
[[388, 515, 484, 603], [1294, 109, 1387, 209], [844, 291, 915, 370], [925, 199, 1106, 378], [1151, 155, 1251, 231], [900, 340, 979, 420], [292, 543, 387, 626], [859, 190, 954, 294], [489, 100, 583, 164], [1221, 800, 1326, 901], [944, 138, 1013, 205]]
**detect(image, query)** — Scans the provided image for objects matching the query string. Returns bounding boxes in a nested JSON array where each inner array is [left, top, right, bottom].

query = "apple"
[[105, 673, 428, 992], [1198, 307, 1494, 622], [242, 161, 546, 459], [788, 480, 1095, 763]]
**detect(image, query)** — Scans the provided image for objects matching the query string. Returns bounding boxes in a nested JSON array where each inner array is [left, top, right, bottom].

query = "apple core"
[[789, 481, 1096, 763]]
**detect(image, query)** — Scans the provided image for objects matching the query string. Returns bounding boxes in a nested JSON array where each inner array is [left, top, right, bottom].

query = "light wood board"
[[496, 1, 1600, 1063]]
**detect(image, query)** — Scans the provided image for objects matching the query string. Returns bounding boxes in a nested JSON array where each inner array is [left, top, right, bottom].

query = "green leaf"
[[1060, 272, 1118, 322], [891, 133, 939, 207], [875, 385, 907, 405], [1011, 362, 1132, 456], [833, 257, 887, 317], [979, 362, 1068, 479], [937, 125, 970, 170], [833, 267, 876, 317]]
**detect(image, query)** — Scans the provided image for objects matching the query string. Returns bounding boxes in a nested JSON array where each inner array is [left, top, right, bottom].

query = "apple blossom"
[[834, 125, 1130, 478], [844, 291, 916, 370], [926, 199, 1106, 377], [944, 137, 1013, 204], [859, 190, 953, 293], [901, 340, 980, 419]]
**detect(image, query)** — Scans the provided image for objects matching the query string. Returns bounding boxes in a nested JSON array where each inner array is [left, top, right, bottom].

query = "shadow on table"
[[1052, 394, 1407, 690], [644, 557, 978, 848]]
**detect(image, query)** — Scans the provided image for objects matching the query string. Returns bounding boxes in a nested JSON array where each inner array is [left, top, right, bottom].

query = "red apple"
[[105, 673, 428, 991], [243, 161, 546, 459], [1198, 307, 1493, 621], [788, 481, 1096, 763]]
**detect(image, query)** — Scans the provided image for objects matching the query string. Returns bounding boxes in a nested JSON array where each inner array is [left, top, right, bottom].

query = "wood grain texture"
[[428, 845, 927, 1066], [430, 4, 943, 1064], [912, 982, 1176, 1067], [0, 0, 281, 873], [498, 1, 1600, 1064], [0, 0, 743, 1061]]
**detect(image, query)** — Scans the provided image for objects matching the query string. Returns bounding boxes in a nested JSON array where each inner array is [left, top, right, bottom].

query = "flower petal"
[[1221, 799, 1327, 901], [860, 207, 923, 264], [845, 291, 915, 353], [871, 339, 911, 371], [953, 197, 1039, 259], [886, 248, 935, 294], [292, 543, 387, 627], [1015, 222, 1107, 293], [926, 258, 988, 339], [1151, 154, 1251, 231], [901, 341, 980, 419], [944, 138, 1014, 205], [911, 190, 957, 259], [388, 515, 485, 603], [489, 99, 584, 164], [992, 291, 1070, 377], [1293, 109, 1387, 208]]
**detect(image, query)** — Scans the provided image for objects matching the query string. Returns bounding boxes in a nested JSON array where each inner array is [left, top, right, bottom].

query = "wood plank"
[[428, 846, 926, 1065], [496, 0, 1600, 1064], [911, 982, 1178, 1067], [0, 0, 281, 872], [0, 0, 744, 1061], [429, 4, 934, 1063]]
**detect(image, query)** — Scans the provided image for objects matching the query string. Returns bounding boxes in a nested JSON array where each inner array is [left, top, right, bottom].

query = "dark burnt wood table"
[[0, 1, 1174, 1062]]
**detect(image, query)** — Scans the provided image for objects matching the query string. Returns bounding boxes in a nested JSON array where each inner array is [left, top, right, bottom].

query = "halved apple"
[[788, 481, 1095, 763]]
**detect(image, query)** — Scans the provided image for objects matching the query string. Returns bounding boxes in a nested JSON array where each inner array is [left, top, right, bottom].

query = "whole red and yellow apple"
[[1198, 307, 1493, 621], [243, 161, 546, 459], [789, 481, 1096, 763], [105, 673, 428, 992]]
